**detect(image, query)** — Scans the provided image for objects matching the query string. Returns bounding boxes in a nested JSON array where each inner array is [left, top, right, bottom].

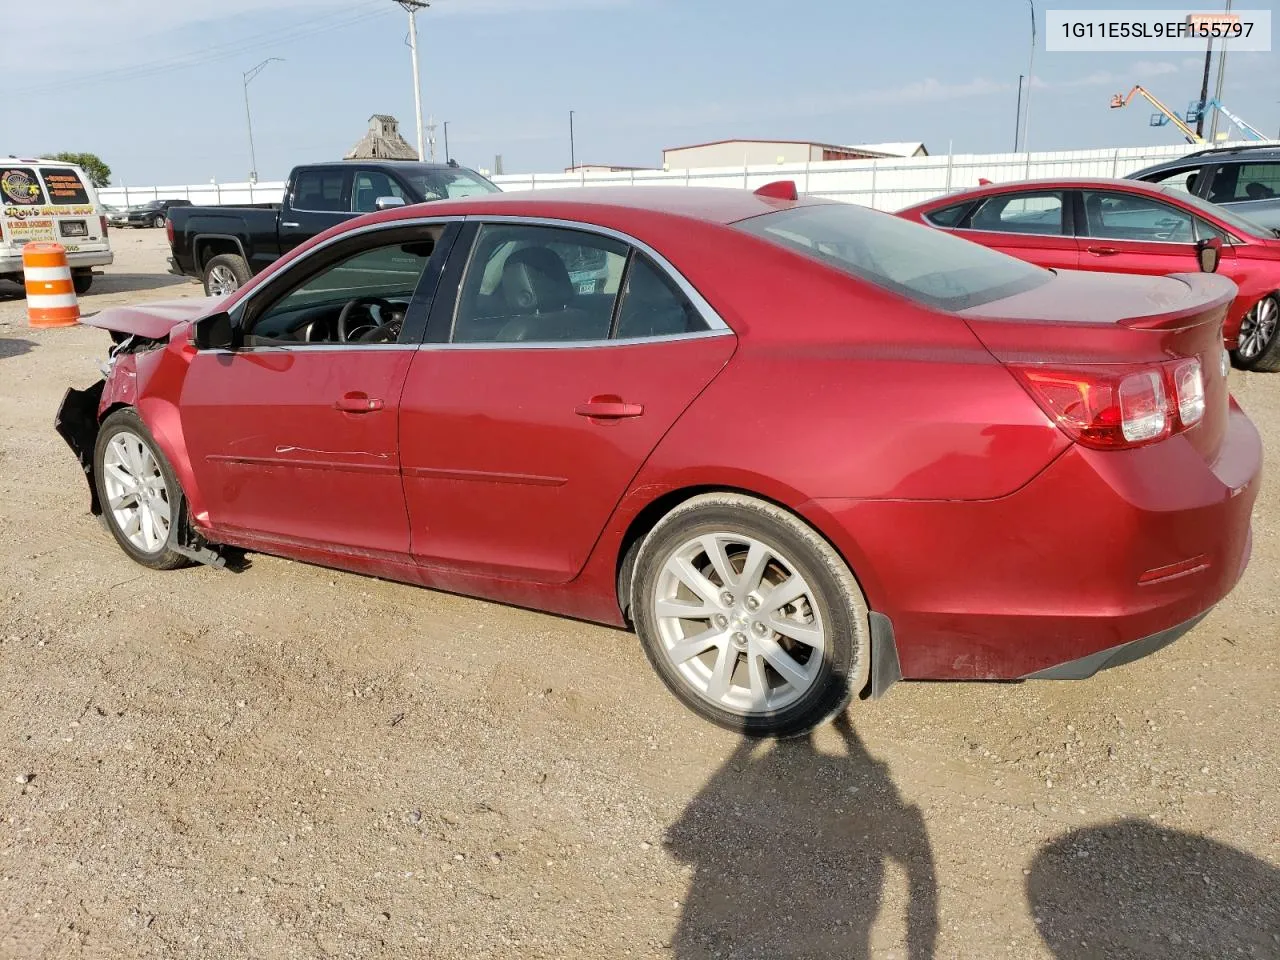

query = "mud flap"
[[54, 380, 106, 516], [861, 611, 903, 700]]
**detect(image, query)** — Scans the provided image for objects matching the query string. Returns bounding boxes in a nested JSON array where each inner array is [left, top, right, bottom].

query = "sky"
[[4, 0, 1278, 187]]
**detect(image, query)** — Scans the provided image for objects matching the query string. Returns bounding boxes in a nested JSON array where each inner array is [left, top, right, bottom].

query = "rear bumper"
[[808, 399, 1261, 680], [0, 249, 112, 274], [1021, 610, 1210, 679]]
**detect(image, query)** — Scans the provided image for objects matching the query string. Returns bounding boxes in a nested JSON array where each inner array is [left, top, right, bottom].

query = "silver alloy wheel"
[[206, 264, 239, 296], [153, 215, 165, 228], [653, 532, 826, 715], [1237, 297, 1278, 360], [102, 430, 172, 554]]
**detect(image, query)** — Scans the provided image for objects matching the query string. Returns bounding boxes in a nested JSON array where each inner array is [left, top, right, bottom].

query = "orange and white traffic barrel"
[[23, 242, 80, 328]]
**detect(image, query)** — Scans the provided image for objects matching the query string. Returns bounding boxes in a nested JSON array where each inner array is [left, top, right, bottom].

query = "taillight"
[[165, 218, 174, 244], [99, 215, 108, 235], [1012, 357, 1205, 450]]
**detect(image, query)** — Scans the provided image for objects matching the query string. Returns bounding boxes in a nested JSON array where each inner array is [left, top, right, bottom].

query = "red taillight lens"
[[99, 215, 108, 235], [165, 218, 174, 244], [1012, 358, 1204, 450]]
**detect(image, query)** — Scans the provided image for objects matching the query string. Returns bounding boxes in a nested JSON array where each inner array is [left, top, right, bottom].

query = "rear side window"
[[614, 256, 708, 339], [924, 202, 970, 227], [1, 168, 46, 206], [292, 169, 347, 212], [967, 192, 1064, 235], [736, 203, 1050, 312], [1213, 162, 1280, 203], [39, 168, 90, 205]]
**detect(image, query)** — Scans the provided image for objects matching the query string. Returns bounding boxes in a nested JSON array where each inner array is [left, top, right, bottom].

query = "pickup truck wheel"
[[72, 270, 93, 295], [203, 253, 250, 297]]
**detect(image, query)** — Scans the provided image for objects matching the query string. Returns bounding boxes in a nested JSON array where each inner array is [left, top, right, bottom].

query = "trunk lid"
[[961, 269, 1236, 462]]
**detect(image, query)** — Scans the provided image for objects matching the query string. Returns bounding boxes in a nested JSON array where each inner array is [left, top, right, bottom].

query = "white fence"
[[99, 139, 1274, 213]]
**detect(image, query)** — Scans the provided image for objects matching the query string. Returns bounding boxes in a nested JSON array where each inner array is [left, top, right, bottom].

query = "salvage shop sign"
[[1, 168, 43, 205], [4, 204, 95, 219], [3, 218, 55, 243]]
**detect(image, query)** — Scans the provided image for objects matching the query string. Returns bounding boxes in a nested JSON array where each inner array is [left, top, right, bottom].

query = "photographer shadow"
[[666, 714, 938, 959], [1027, 818, 1279, 959]]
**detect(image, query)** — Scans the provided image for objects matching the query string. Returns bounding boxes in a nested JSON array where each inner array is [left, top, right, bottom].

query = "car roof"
[[1128, 145, 1280, 176], [366, 185, 818, 229]]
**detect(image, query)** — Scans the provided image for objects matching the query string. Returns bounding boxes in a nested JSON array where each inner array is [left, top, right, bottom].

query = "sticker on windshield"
[[1, 169, 44, 205]]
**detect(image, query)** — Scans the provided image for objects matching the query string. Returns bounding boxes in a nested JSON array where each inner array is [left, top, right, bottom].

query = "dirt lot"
[[1, 230, 1277, 959]]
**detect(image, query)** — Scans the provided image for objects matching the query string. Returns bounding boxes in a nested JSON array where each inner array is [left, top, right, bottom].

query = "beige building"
[[662, 139, 928, 170], [344, 115, 419, 162]]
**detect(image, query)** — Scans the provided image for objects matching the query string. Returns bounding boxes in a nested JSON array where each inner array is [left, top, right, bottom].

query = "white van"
[[1, 158, 113, 293]]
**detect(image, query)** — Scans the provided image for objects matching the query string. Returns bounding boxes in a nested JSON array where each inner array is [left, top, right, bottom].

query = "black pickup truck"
[[167, 160, 500, 295]]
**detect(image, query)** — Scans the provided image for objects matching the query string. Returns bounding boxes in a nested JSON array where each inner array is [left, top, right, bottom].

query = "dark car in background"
[[167, 160, 500, 295], [110, 198, 192, 229], [1127, 144, 1280, 233]]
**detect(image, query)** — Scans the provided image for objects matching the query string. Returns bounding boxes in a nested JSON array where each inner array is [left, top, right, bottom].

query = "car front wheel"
[[93, 409, 191, 570], [153, 214, 166, 229], [1232, 294, 1280, 372], [631, 493, 870, 737]]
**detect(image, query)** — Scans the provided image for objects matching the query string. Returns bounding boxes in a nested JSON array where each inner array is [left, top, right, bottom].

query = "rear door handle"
[[574, 396, 644, 420], [281, 221, 301, 228], [1085, 245, 1119, 256], [334, 392, 384, 413]]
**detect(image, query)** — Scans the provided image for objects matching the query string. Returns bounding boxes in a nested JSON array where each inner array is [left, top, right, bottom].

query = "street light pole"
[[569, 110, 576, 171], [1023, 0, 1036, 154], [443, 121, 450, 163], [396, 0, 430, 161], [1014, 74, 1025, 151], [243, 57, 283, 183], [1209, 0, 1233, 142]]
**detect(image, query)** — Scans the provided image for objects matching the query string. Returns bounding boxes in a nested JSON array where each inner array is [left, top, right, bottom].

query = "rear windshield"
[[736, 203, 1051, 312], [1, 167, 46, 206], [39, 168, 91, 205], [1157, 184, 1274, 238]]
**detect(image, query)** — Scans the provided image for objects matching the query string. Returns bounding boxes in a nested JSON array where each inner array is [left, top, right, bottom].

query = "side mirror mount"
[[193, 311, 238, 350], [374, 195, 407, 211], [1197, 236, 1223, 273]]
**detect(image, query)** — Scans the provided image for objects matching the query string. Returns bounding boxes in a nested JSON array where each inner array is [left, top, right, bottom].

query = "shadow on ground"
[[667, 714, 938, 959], [0, 273, 191, 303], [1027, 818, 1280, 959], [0, 336, 35, 360]]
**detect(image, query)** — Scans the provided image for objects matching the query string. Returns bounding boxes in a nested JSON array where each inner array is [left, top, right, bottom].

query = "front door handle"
[[281, 221, 301, 228], [574, 395, 644, 420], [1085, 245, 1119, 256], [334, 392, 384, 413]]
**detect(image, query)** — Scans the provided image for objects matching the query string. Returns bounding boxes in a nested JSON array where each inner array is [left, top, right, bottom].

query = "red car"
[[56, 183, 1261, 736], [897, 177, 1280, 371]]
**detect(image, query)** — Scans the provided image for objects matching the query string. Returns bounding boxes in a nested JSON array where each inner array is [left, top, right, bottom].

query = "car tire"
[[93, 409, 192, 571], [72, 270, 93, 295], [203, 253, 251, 297], [1231, 294, 1280, 372], [631, 492, 870, 738], [153, 214, 166, 229]]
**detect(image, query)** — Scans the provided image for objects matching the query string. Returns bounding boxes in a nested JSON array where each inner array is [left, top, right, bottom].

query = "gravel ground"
[[1, 231, 1277, 959]]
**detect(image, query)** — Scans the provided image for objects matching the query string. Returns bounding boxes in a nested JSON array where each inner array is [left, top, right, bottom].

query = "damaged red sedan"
[[56, 184, 1261, 736]]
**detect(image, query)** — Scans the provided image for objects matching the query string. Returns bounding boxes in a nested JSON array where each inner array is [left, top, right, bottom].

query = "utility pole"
[[1023, 0, 1036, 154], [395, 0, 430, 162], [443, 121, 450, 163], [243, 57, 283, 183], [569, 110, 576, 171], [1014, 75, 1025, 151], [1209, 0, 1233, 142], [1196, 34, 1213, 138]]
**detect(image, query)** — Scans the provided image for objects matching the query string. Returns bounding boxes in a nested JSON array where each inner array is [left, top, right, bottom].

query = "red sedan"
[[56, 183, 1261, 736], [897, 177, 1280, 371]]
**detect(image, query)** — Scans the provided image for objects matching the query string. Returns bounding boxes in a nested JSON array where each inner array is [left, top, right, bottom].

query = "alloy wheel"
[[206, 264, 239, 296], [102, 430, 172, 554], [652, 532, 826, 716], [1237, 297, 1278, 360]]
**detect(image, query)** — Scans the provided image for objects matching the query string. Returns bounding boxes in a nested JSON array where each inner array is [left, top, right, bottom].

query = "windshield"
[[405, 167, 501, 201], [1157, 185, 1273, 238], [736, 203, 1052, 311]]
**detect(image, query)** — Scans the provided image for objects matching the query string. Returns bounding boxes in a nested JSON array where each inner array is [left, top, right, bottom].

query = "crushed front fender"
[[55, 380, 106, 515]]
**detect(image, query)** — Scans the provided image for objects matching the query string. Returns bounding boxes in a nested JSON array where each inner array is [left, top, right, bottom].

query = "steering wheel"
[[337, 296, 399, 343]]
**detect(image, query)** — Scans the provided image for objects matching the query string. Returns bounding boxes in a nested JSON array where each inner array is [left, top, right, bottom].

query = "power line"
[[10, 3, 388, 96]]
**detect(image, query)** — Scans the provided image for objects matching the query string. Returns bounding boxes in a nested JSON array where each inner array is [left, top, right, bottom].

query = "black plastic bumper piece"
[[1021, 610, 1211, 681], [54, 380, 105, 516], [861, 611, 903, 700]]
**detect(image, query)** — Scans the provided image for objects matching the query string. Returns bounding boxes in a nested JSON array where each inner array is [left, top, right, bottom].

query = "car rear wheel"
[[631, 493, 870, 737], [93, 409, 191, 570], [1232, 294, 1280, 372], [203, 253, 251, 297], [71, 270, 92, 295], [153, 214, 166, 229]]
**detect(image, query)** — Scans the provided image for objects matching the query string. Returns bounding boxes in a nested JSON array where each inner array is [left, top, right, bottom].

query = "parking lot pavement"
[[0, 250, 1276, 958]]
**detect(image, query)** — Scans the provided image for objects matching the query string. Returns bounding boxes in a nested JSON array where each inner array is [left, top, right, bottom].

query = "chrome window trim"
[[443, 214, 732, 349], [204, 343, 420, 356]]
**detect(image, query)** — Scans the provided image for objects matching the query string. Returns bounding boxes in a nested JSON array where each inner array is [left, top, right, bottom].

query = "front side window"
[[292, 169, 348, 212], [1, 168, 46, 206], [1080, 191, 1194, 243], [1143, 166, 1204, 196], [352, 171, 406, 213], [39, 168, 90, 205], [967, 192, 1064, 235], [452, 224, 629, 343], [246, 231, 440, 346], [736, 202, 1051, 312]]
